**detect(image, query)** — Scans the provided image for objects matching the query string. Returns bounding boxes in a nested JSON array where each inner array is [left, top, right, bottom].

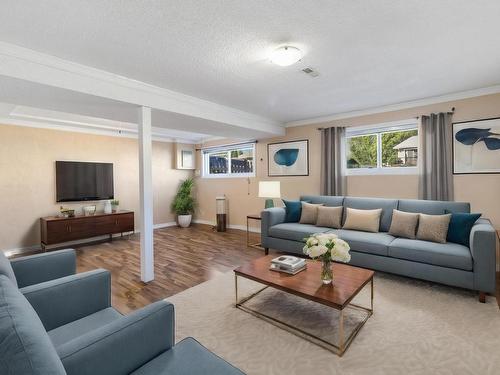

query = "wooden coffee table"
[[234, 255, 374, 356]]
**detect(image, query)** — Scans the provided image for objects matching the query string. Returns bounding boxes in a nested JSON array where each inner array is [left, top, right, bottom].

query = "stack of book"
[[269, 255, 307, 275]]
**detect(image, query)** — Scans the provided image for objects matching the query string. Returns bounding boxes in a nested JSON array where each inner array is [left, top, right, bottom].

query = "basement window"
[[346, 120, 419, 175], [202, 143, 256, 178]]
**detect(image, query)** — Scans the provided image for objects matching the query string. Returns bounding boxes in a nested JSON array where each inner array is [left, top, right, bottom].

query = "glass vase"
[[321, 258, 333, 285]]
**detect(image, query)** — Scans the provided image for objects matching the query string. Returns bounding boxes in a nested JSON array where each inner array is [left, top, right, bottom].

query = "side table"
[[246, 214, 263, 250]]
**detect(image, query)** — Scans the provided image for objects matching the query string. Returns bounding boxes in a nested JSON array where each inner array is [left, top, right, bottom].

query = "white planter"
[[178, 214, 192, 228], [111, 204, 119, 213]]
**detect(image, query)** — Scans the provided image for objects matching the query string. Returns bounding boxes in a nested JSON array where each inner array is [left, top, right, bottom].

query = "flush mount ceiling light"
[[269, 46, 303, 66]]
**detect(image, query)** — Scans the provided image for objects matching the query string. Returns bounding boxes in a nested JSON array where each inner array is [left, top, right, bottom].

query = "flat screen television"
[[56, 161, 114, 202]]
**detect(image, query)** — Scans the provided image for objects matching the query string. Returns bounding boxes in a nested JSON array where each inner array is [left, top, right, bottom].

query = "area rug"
[[166, 271, 500, 375]]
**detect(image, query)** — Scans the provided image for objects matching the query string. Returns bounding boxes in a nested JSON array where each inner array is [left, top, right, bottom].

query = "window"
[[346, 121, 418, 175], [202, 143, 255, 178]]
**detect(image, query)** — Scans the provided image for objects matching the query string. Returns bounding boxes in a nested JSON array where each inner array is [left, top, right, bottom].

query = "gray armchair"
[[1, 266, 244, 375], [1, 248, 76, 288]]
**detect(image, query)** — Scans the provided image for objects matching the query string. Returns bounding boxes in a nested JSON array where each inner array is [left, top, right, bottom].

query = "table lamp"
[[258, 181, 281, 209]]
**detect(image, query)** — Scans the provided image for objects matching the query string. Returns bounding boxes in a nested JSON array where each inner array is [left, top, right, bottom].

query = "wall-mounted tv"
[[56, 161, 114, 202]]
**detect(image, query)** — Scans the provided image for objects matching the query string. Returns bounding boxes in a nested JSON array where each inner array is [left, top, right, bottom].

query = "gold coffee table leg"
[[338, 309, 344, 354]]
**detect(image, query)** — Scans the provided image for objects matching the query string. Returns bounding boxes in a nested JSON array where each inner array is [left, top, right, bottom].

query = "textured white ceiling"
[[1, 1, 500, 122]]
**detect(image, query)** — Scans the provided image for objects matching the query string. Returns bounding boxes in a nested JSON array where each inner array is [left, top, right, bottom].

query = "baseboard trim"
[[192, 219, 261, 233], [3, 221, 178, 257]]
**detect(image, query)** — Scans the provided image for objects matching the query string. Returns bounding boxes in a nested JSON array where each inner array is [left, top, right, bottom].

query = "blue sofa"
[[0, 250, 244, 375], [261, 196, 497, 302]]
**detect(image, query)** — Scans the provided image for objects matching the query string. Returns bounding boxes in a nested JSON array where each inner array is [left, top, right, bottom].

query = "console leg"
[[264, 247, 269, 255], [479, 292, 486, 303]]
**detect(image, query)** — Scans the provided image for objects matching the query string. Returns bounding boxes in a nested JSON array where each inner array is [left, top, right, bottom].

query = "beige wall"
[[0, 124, 192, 251], [195, 93, 500, 230]]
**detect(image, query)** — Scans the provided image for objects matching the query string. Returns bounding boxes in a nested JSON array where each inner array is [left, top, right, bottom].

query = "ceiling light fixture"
[[269, 46, 303, 66]]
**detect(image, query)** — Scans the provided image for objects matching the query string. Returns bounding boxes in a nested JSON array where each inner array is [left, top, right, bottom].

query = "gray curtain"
[[418, 112, 454, 201], [320, 127, 346, 196]]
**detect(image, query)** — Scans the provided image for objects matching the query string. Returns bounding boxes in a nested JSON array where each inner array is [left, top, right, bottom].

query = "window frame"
[[202, 143, 256, 179], [345, 120, 419, 176]]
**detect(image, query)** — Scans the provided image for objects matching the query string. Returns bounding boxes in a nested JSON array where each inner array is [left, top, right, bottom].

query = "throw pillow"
[[343, 208, 382, 233], [282, 199, 303, 222], [299, 202, 324, 224], [416, 213, 452, 244], [316, 206, 343, 228], [445, 210, 481, 247], [388, 209, 419, 239]]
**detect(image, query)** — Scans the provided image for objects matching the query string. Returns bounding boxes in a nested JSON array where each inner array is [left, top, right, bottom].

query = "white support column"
[[138, 106, 154, 282]]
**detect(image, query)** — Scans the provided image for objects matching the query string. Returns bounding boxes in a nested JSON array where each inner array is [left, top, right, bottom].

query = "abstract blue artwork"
[[268, 140, 309, 176], [453, 118, 500, 174]]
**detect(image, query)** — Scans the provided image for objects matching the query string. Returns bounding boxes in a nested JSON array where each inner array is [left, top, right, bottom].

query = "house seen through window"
[[203, 143, 255, 178], [346, 122, 418, 174]]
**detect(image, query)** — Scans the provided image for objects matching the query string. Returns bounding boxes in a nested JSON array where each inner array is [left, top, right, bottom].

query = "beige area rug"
[[166, 271, 500, 375]]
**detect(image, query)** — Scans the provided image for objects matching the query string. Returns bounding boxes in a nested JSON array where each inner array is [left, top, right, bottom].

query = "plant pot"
[[178, 214, 192, 228], [111, 205, 119, 213]]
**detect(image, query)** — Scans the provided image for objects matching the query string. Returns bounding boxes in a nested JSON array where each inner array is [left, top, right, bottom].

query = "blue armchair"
[[1, 248, 76, 288], [0, 265, 244, 374]]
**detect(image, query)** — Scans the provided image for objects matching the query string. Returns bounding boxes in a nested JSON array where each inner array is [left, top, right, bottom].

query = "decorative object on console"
[[453, 117, 500, 174], [104, 200, 112, 214], [303, 233, 350, 285], [111, 199, 120, 212], [83, 205, 96, 216], [258, 181, 281, 208], [171, 178, 196, 228], [268, 139, 309, 176], [59, 206, 75, 218]]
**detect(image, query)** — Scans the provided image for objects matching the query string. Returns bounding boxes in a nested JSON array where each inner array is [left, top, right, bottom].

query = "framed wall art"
[[453, 117, 500, 174], [268, 139, 309, 176]]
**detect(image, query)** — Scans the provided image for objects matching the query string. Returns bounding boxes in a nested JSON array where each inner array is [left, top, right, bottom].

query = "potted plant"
[[111, 199, 120, 213], [171, 178, 196, 228]]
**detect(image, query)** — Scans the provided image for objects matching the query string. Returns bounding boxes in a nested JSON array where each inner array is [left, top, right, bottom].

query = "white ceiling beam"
[[0, 41, 285, 137]]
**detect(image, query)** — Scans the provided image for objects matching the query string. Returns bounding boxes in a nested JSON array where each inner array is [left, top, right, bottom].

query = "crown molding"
[[285, 85, 500, 127], [0, 41, 284, 136]]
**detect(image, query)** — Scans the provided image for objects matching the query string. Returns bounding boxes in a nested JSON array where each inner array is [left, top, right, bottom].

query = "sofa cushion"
[[299, 202, 323, 224], [343, 197, 398, 232], [388, 209, 419, 239], [336, 229, 395, 256], [49, 307, 122, 347], [388, 238, 472, 271], [343, 208, 382, 233], [398, 199, 470, 215], [131, 337, 244, 375], [269, 223, 333, 242], [316, 206, 343, 228], [416, 213, 452, 244], [0, 275, 66, 375], [445, 211, 481, 247], [282, 199, 303, 222], [0, 251, 17, 287]]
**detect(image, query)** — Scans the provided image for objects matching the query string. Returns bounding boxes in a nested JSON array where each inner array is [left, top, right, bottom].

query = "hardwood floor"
[[76, 224, 264, 314]]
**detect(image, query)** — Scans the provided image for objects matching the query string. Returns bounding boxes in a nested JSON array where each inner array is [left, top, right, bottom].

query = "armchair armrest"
[[261, 207, 286, 238], [21, 269, 111, 331], [57, 301, 175, 375], [470, 218, 497, 294], [10, 248, 76, 288]]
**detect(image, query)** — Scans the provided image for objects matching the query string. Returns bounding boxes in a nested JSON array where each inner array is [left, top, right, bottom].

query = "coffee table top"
[[234, 255, 374, 310]]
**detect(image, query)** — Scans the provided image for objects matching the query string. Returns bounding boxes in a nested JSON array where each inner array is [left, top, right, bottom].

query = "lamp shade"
[[258, 181, 281, 198]]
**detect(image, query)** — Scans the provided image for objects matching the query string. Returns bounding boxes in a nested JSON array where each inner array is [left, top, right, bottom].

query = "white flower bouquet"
[[303, 233, 351, 284]]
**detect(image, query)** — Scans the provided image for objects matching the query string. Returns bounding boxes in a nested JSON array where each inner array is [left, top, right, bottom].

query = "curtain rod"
[[317, 107, 456, 129], [196, 140, 258, 151]]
